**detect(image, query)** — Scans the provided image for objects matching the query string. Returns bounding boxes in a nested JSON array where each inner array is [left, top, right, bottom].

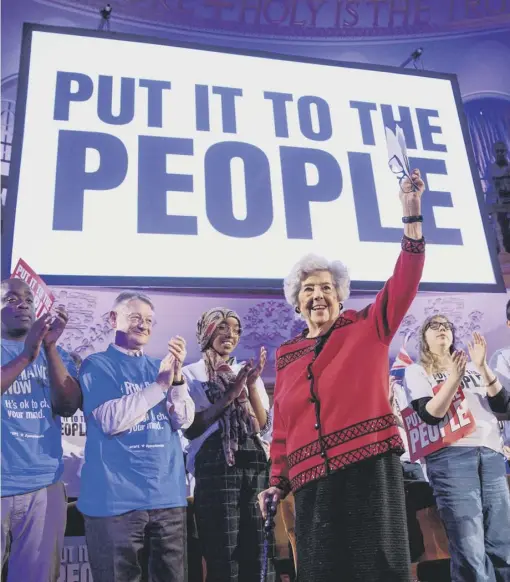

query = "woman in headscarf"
[[258, 169, 426, 582], [182, 308, 274, 582]]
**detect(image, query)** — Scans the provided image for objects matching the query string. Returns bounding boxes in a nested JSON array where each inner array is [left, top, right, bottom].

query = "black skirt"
[[294, 451, 411, 582]]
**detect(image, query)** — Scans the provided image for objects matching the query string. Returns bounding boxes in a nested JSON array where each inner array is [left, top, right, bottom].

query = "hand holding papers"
[[385, 126, 419, 193]]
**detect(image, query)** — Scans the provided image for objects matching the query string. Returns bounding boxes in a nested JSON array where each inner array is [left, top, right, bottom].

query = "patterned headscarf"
[[196, 308, 260, 466]]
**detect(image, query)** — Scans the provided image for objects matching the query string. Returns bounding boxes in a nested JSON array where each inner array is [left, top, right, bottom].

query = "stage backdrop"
[[2, 24, 503, 293], [2, 1, 509, 285]]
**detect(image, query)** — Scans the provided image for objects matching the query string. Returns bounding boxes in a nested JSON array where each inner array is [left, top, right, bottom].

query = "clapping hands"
[[226, 347, 268, 403], [156, 336, 187, 388], [448, 350, 468, 383], [448, 332, 488, 380], [247, 346, 267, 391], [168, 336, 186, 380], [467, 332, 487, 369]]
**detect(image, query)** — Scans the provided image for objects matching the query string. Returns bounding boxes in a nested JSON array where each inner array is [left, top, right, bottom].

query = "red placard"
[[10, 258, 55, 318], [401, 385, 476, 462]]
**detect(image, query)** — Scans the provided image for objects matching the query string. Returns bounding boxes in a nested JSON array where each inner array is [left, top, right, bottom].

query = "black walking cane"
[[260, 496, 276, 582]]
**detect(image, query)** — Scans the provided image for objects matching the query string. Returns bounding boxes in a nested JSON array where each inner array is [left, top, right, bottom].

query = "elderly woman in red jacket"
[[258, 170, 426, 582]]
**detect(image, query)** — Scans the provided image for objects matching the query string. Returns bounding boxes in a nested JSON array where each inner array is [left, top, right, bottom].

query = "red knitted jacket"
[[269, 237, 425, 495]]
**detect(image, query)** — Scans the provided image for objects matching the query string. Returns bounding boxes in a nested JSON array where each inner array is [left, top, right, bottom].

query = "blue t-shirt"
[[1, 339, 77, 496], [77, 346, 186, 517]]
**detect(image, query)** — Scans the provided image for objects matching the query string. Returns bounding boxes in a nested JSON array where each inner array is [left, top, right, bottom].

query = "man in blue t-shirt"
[[78, 291, 195, 582], [1, 278, 81, 582]]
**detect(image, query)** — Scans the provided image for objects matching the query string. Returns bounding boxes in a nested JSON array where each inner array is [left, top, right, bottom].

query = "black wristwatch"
[[402, 215, 423, 224]]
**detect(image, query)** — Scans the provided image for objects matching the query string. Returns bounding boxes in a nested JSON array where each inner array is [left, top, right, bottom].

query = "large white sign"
[[4, 25, 503, 291]]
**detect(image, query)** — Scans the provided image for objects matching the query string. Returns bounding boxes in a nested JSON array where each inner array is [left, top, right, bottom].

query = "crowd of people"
[[2, 169, 510, 582]]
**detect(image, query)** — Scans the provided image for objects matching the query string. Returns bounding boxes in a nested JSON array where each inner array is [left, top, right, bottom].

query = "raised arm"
[[401, 169, 424, 243], [371, 169, 425, 344]]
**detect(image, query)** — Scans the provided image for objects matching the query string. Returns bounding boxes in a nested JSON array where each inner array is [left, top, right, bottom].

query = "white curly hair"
[[283, 253, 351, 313]]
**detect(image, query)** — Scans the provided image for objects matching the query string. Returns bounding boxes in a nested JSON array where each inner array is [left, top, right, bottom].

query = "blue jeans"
[[84, 507, 187, 582], [426, 446, 510, 582], [402, 461, 426, 482]]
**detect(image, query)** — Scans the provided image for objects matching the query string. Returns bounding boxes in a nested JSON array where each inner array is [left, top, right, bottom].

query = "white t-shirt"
[[404, 362, 503, 454], [182, 359, 271, 476]]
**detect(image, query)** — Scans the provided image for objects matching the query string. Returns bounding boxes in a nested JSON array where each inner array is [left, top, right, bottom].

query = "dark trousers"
[[402, 462, 427, 562], [84, 507, 187, 582], [194, 432, 275, 582], [98, 18, 111, 31], [186, 499, 204, 582]]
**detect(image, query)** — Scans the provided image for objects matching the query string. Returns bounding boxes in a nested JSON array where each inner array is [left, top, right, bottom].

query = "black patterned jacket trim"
[[276, 312, 358, 372], [287, 414, 398, 469], [289, 435, 404, 492], [269, 475, 292, 497], [331, 313, 357, 330], [276, 345, 315, 371], [401, 236, 425, 254], [281, 333, 306, 347]]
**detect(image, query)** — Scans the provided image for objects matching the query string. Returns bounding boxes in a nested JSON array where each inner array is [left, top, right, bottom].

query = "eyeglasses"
[[388, 156, 419, 194], [126, 314, 155, 327], [216, 323, 241, 337], [426, 320, 453, 332]]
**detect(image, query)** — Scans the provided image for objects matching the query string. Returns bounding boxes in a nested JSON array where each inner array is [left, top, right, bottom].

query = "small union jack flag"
[[390, 335, 414, 379]]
